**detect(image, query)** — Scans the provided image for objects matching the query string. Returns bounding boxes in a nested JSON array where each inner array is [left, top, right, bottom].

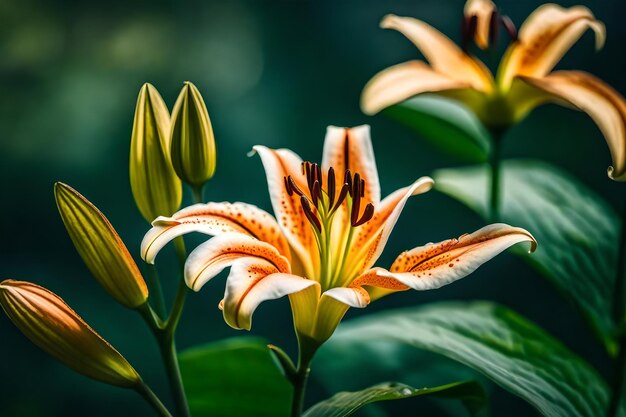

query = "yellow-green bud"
[[170, 81, 217, 187], [54, 182, 148, 308], [0, 280, 141, 387], [130, 83, 182, 223]]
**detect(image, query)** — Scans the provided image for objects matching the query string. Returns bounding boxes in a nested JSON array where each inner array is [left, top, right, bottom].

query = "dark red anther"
[[351, 174, 362, 226], [360, 179, 365, 198], [489, 9, 500, 46], [288, 176, 305, 197], [353, 203, 375, 227], [501, 15, 518, 43], [327, 167, 336, 208], [344, 170, 352, 195], [300, 196, 322, 233], [333, 183, 349, 212], [315, 163, 322, 185], [284, 176, 293, 196], [304, 162, 313, 191], [462, 14, 478, 51], [312, 180, 321, 207]]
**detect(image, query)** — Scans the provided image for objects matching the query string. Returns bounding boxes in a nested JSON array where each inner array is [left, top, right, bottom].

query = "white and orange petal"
[[141, 202, 290, 264], [222, 258, 316, 330], [184, 233, 291, 291]]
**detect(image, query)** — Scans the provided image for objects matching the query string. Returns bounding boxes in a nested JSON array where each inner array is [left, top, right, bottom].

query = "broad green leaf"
[[385, 95, 491, 163], [433, 160, 620, 353], [303, 381, 486, 417], [179, 337, 291, 417], [317, 302, 613, 417]]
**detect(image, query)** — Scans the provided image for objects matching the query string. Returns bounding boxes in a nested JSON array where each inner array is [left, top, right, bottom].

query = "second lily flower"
[[141, 125, 536, 348]]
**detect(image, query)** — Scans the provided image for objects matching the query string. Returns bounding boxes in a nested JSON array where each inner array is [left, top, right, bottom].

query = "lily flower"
[[141, 125, 536, 346], [361, 4, 626, 181]]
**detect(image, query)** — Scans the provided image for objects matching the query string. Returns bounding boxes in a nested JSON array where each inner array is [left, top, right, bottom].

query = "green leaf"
[[179, 337, 291, 417], [317, 302, 613, 417], [385, 95, 491, 163], [433, 160, 620, 353], [303, 381, 486, 417]]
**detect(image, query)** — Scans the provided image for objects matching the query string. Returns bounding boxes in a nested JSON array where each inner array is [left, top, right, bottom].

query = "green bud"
[[54, 182, 149, 308], [0, 280, 142, 387], [130, 83, 182, 223], [170, 81, 217, 187]]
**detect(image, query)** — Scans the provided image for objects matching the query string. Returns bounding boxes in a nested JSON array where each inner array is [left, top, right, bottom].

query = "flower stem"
[[159, 334, 189, 417], [191, 185, 204, 204], [290, 338, 319, 417], [135, 382, 173, 417], [607, 194, 626, 417], [488, 128, 506, 222], [146, 263, 167, 320]]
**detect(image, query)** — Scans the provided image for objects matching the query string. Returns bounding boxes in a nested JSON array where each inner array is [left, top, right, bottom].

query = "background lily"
[[142, 125, 535, 345], [361, 3, 626, 182]]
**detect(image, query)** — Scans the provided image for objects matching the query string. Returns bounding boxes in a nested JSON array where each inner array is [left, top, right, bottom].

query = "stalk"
[[607, 194, 626, 417], [290, 338, 319, 417], [136, 382, 174, 417]]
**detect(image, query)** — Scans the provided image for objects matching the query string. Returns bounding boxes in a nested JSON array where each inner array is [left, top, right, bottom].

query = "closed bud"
[[0, 280, 141, 387], [170, 81, 217, 187], [130, 83, 182, 223], [55, 182, 148, 308]]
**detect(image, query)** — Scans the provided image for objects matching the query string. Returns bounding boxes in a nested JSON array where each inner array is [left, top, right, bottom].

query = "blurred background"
[[1, 0, 624, 415]]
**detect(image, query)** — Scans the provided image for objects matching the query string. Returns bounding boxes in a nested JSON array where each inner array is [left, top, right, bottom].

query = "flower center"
[[283, 162, 375, 289]]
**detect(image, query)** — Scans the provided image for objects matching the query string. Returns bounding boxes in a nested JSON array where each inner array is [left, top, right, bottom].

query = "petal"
[[464, 0, 497, 50], [343, 177, 434, 280], [361, 60, 475, 116], [498, 4, 605, 89], [184, 233, 291, 291], [321, 125, 381, 205], [253, 145, 320, 277], [380, 14, 494, 91], [141, 202, 290, 264], [222, 258, 316, 330], [351, 223, 537, 292], [518, 71, 626, 181], [323, 287, 370, 308]]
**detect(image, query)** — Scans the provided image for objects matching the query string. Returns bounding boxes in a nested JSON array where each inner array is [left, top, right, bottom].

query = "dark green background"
[[0, 0, 623, 415]]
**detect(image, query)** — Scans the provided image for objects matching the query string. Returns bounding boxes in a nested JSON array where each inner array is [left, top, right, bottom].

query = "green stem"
[[191, 185, 204, 204], [136, 382, 173, 417], [488, 128, 505, 222], [146, 264, 167, 320], [607, 194, 626, 417], [159, 335, 189, 417], [290, 338, 319, 417]]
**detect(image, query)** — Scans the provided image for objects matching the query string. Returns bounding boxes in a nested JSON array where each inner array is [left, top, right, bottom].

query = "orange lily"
[[362, 3, 626, 181], [141, 125, 536, 346]]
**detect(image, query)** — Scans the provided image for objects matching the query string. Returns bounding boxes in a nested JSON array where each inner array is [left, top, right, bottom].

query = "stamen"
[[360, 179, 365, 198], [344, 170, 352, 196], [462, 14, 478, 51], [284, 176, 293, 196], [327, 167, 336, 208], [288, 176, 305, 197], [353, 203, 375, 227], [501, 15, 518, 42], [333, 183, 349, 212], [300, 196, 322, 233], [312, 180, 321, 207], [351, 173, 362, 226]]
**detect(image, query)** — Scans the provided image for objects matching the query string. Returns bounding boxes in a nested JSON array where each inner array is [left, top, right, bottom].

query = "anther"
[[327, 167, 336, 208], [353, 203, 375, 227], [288, 176, 305, 197], [284, 176, 293, 196], [344, 170, 353, 196], [333, 183, 349, 212], [351, 174, 362, 226], [360, 179, 365, 198], [300, 196, 322, 233], [462, 14, 478, 51], [312, 180, 321, 207], [501, 15, 518, 42]]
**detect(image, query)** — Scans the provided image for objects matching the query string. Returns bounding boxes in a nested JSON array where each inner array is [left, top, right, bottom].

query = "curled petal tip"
[[380, 14, 399, 29]]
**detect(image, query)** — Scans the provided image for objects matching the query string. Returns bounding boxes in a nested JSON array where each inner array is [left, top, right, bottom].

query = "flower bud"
[[55, 182, 148, 308], [170, 81, 217, 187], [0, 280, 141, 387], [130, 83, 182, 223]]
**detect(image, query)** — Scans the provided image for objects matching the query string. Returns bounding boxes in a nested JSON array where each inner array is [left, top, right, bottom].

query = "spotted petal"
[[184, 233, 291, 291], [141, 202, 290, 264], [498, 4, 605, 89], [342, 176, 434, 281], [253, 145, 320, 277], [222, 258, 316, 330], [380, 14, 493, 92], [517, 71, 626, 181], [350, 223, 537, 296]]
